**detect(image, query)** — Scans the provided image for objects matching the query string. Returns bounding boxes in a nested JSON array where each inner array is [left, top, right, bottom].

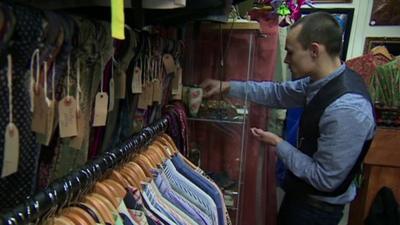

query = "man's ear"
[[309, 42, 320, 58]]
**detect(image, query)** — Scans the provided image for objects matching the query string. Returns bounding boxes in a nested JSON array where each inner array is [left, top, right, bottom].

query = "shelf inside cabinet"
[[187, 117, 245, 125]]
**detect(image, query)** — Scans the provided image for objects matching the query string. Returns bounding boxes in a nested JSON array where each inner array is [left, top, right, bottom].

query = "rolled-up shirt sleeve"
[[228, 78, 309, 108], [276, 94, 375, 192]]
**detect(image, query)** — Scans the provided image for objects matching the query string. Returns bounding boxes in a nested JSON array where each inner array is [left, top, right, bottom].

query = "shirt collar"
[[307, 64, 346, 93]]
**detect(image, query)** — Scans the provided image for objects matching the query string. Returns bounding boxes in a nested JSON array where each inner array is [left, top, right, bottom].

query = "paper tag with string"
[[69, 112, 86, 150], [59, 96, 78, 137], [132, 66, 142, 94], [37, 62, 56, 145], [172, 65, 183, 99], [93, 93, 108, 126], [68, 59, 85, 149], [146, 81, 154, 106], [93, 70, 109, 126], [2, 123, 19, 177], [162, 54, 176, 74], [31, 54, 48, 134], [59, 56, 78, 138], [152, 79, 163, 103], [171, 63, 182, 95], [137, 82, 148, 110], [2, 55, 19, 177], [151, 58, 162, 103], [31, 85, 48, 134]]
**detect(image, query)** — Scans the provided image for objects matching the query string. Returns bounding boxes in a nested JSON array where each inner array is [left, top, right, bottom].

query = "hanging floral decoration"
[[271, 0, 313, 27]]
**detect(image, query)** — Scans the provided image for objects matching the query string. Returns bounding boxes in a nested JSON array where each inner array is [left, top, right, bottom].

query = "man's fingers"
[[199, 79, 211, 89], [250, 127, 262, 137], [203, 88, 215, 98]]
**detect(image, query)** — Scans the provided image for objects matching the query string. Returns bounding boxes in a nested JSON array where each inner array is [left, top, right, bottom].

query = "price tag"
[[162, 54, 176, 74], [93, 92, 109, 127], [2, 123, 19, 177], [147, 81, 154, 105], [37, 100, 56, 145], [69, 112, 86, 150], [137, 83, 148, 110], [31, 86, 48, 134], [172, 66, 183, 100], [152, 79, 163, 103], [59, 96, 78, 137]]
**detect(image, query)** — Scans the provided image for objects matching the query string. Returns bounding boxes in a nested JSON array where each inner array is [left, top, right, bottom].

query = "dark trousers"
[[278, 194, 345, 225]]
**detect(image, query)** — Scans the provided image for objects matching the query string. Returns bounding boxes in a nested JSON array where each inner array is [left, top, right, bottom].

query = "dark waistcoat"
[[283, 67, 375, 197]]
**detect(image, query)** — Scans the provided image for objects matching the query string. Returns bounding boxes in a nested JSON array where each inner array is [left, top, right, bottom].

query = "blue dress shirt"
[[154, 170, 212, 225], [228, 64, 375, 204], [162, 160, 219, 224], [171, 155, 225, 225]]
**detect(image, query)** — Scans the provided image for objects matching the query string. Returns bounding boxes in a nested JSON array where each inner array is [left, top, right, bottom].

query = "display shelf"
[[188, 117, 245, 125]]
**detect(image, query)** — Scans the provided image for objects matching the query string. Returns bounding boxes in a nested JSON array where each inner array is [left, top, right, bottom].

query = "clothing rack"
[[0, 118, 169, 225]]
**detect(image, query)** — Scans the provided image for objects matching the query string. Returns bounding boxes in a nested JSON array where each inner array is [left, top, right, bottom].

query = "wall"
[[309, 0, 400, 59]]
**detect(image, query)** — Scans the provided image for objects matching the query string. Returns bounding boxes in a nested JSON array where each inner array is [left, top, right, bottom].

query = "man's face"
[[284, 25, 315, 79]]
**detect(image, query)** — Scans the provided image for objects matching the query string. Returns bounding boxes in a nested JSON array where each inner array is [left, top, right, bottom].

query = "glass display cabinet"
[[182, 20, 260, 224]]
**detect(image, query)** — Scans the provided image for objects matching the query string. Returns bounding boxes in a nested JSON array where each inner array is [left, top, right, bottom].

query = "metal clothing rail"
[[0, 118, 169, 225]]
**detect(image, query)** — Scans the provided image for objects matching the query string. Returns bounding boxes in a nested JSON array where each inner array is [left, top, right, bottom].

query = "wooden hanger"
[[133, 155, 154, 177], [141, 149, 157, 166], [93, 182, 119, 209], [158, 135, 179, 155], [151, 141, 171, 159], [119, 167, 141, 190], [78, 202, 105, 224], [102, 179, 127, 199], [142, 152, 157, 168], [127, 162, 148, 181], [142, 149, 162, 166], [62, 207, 96, 225], [153, 139, 174, 157], [371, 45, 393, 60], [109, 170, 130, 188], [123, 163, 143, 181], [148, 145, 165, 164], [52, 215, 76, 225], [91, 193, 118, 214], [158, 134, 198, 169], [163, 134, 179, 152], [83, 194, 115, 225]]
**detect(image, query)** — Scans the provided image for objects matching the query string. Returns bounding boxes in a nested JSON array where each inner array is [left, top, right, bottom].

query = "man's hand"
[[200, 79, 230, 98], [251, 127, 283, 146]]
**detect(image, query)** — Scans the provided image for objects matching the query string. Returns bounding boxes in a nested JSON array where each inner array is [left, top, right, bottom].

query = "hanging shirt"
[[171, 155, 226, 225], [125, 187, 164, 225], [154, 170, 212, 225], [194, 169, 232, 225], [141, 185, 178, 225], [162, 159, 219, 225], [143, 181, 193, 225], [119, 198, 139, 225], [150, 180, 199, 225]]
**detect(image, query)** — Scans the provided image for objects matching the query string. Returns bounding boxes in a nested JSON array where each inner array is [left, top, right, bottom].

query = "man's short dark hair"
[[291, 12, 343, 57]]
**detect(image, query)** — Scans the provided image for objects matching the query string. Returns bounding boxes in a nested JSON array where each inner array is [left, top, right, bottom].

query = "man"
[[200, 12, 375, 225]]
